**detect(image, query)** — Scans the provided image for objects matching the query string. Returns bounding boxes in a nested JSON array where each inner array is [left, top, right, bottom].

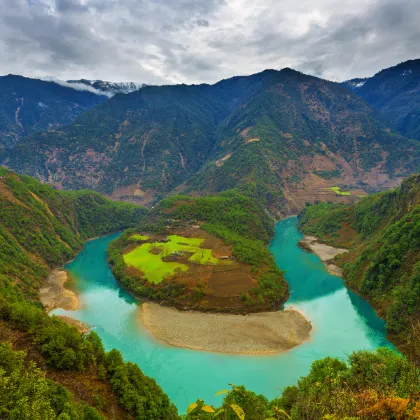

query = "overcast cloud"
[[0, 0, 419, 84]]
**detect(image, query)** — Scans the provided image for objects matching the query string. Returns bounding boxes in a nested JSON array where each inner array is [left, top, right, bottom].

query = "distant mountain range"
[[2, 65, 419, 216], [0, 75, 107, 147], [343, 59, 420, 141], [66, 79, 146, 95]]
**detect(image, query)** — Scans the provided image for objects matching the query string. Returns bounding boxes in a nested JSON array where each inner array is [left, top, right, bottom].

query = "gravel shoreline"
[[299, 236, 348, 276], [140, 302, 312, 354], [40, 269, 80, 311]]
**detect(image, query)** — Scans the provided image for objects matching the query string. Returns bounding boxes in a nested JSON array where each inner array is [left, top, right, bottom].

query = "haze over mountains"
[[1, 59, 420, 216]]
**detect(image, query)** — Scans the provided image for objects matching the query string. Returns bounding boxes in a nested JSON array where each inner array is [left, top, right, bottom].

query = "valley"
[[0, 58, 419, 419], [51, 217, 394, 411]]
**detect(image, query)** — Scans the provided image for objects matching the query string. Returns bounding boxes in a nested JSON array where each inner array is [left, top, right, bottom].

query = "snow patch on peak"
[[402, 69, 412, 76]]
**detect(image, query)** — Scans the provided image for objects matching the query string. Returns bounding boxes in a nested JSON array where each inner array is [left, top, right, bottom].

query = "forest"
[[298, 173, 420, 352], [0, 168, 178, 419]]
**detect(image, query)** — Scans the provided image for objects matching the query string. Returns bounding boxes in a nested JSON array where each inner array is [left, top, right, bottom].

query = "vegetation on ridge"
[[183, 346, 420, 419], [298, 173, 420, 352], [0, 168, 178, 419]]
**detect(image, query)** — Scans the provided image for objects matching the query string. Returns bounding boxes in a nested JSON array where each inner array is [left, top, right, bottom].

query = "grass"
[[330, 186, 351, 196], [129, 234, 150, 241], [123, 234, 230, 284]]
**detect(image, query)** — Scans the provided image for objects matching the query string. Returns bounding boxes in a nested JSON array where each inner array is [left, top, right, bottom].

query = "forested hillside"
[[3, 68, 419, 215], [298, 173, 420, 351], [343, 59, 420, 141], [0, 168, 178, 419], [0, 75, 107, 148]]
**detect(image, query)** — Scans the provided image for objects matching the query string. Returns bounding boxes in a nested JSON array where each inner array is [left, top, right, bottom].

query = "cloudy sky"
[[0, 0, 419, 85]]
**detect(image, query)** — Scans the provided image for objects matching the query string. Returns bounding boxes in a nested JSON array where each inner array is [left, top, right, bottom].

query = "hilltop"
[[0, 75, 107, 148]]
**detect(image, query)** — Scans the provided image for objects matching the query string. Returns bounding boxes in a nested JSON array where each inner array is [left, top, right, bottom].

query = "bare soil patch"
[[209, 269, 255, 297]]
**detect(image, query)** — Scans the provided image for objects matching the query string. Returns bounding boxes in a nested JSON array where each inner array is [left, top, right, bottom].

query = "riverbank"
[[140, 302, 312, 354], [298, 236, 348, 276], [40, 269, 80, 311]]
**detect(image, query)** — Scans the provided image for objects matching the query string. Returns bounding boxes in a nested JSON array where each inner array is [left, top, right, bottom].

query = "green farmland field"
[[123, 234, 229, 283], [330, 186, 351, 196]]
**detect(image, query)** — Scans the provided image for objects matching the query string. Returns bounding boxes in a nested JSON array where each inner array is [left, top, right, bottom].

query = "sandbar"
[[140, 302, 312, 354], [299, 236, 348, 276]]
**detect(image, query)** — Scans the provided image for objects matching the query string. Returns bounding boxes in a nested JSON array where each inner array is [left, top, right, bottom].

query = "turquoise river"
[[52, 217, 394, 411]]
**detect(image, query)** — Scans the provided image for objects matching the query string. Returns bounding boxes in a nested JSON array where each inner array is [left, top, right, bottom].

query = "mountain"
[[0, 75, 108, 148], [298, 173, 420, 352], [342, 59, 420, 141], [2, 68, 419, 216], [67, 79, 146, 95]]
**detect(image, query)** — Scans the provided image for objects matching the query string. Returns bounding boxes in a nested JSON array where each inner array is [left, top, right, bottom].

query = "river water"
[[52, 217, 393, 411]]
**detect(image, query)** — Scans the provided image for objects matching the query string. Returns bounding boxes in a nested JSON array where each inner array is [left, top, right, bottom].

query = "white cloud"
[[44, 78, 113, 97], [0, 0, 419, 84]]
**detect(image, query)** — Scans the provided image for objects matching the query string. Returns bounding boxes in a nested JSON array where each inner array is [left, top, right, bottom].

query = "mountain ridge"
[[342, 58, 420, 141], [0, 74, 108, 148], [2, 67, 419, 216]]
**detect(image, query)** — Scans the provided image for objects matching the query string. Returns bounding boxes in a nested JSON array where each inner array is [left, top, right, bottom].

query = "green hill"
[[108, 190, 289, 312], [298, 173, 420, 352], [3, 69, 419, 215], [0, 168, 178, 419]]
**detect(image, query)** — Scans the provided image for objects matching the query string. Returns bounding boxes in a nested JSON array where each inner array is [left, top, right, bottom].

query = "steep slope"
[[343, 59, 420, 141], [3, 69, 419, 214], [182, 69, 420, 215], [0, 167, 178, 419], [298, 173, 420, 351], [0, 75, 107, 148], [1, 83, 232, 204]]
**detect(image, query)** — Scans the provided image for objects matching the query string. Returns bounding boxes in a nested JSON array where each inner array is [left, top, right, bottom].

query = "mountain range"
[[0, 60, 419, 216], [67, 79, 146, 95], [343, 59, 420, 141], [0, 75, 108, 147]]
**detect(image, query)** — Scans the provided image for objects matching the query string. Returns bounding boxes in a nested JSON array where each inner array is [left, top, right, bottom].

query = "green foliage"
[[0, 169, 178, 419], [298, 202, 349, 244], [184, 348, 419, 419], [0, 168, 147, 300], [299, 174, 420, 347], [313, 169, 343, 179], [0, 342, 104, 420]]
